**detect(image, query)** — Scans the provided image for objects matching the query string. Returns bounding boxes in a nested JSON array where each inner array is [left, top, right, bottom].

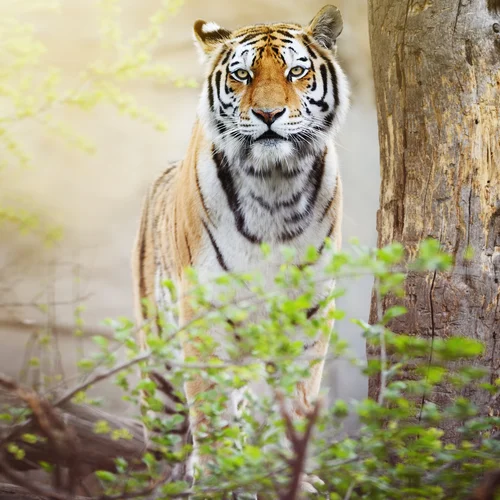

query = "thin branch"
[[53, 352, 150, 409], [375, 280, 387, 405], [276, 392, 321, 500], [0, 456, 72, 500], [344, 481, 356, 500], [0, 293, 92, 309]]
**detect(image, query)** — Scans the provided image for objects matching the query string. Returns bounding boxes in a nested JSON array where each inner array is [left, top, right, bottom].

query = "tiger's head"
[[194, 5, 349, 171]]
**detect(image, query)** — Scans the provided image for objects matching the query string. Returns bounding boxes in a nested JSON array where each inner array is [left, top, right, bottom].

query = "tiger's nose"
[[252, 108, 286, 126]]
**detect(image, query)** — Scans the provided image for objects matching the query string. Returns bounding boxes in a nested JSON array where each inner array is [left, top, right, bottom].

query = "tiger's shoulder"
[[132, 148, 209, 313], [132, 161, 181, 321]]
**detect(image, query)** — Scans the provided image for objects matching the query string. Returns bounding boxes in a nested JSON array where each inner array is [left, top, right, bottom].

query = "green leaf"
[[435, 337, 484, 360], [92, 335, 109, 349], [95, 470, 117, 482], [21, 433, 38, 444], [382, 306, 407, 323], [94, 420, 111, 435]]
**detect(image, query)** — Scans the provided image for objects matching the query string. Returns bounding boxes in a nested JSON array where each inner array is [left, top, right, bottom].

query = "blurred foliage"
[[0, 0, 195, 244], [3, 239, 497, 499]]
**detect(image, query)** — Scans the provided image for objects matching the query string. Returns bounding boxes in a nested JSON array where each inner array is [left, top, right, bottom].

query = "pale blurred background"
[[0, 0, 379, 423]]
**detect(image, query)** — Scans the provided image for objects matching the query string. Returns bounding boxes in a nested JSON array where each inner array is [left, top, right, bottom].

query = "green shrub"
[[68, 240, 499, 499]]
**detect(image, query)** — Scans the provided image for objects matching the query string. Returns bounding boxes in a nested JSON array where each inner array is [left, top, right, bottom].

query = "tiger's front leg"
[[280, 322, 332, 496], [182, 349, 256, 500], [179, 295, 250, 492]]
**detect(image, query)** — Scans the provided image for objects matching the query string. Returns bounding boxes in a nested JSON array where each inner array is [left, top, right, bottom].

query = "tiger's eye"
[[235, 69, 250, 80], [289, 66, 306, 78]]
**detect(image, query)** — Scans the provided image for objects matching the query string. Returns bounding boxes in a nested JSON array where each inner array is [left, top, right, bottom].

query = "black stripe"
[[195, 166, 214, 225], [215, 71, 222, 101], [304, 153, 327, 212], [173, 200, 180, 258], [250, 190, 302, 213], [242, 164, 273, 178], [278, 224, 307, 242], [150, 163, 177, 199], [184, 233, 193, 267], [310, 62, 317, 92], [279, 191, 303, 208], [320, 64, 328, 100], [278, 152, 326, 242], [215, 119, 227, 134], [238, 33, 265, 44], [302, 35, 318, 59], [202, 219, 230, 271], [317, 221, 336, 256], [243, 163, 304, 180], [303, 340, 319, 351], [320, 180, 338, 222], [324, 112, 334, 128], [221, 48, 232, 65], [250, 193, 273, 212], [308, 65, 329, 112], [325, 59, 339, 109], [213, 149, 261, 244], [307, 97, 329, 112], [284, 210, 309, 225], [138, 230, 148, 319], [215, 70, 232, 110], [207, 72, 214, 110], [306, 304, 320, 319]]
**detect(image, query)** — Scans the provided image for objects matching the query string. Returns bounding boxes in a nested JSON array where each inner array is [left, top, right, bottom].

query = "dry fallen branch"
[[0, 374, 153, 500]]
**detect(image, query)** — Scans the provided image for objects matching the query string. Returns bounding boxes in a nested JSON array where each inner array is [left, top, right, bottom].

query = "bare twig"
[[0, 456, 72, 500], [0, 294, 92, 308], [53, 352, 151, 409], [343, 481, 356, 500], [276, 392, 321, 500], [375, 280, 387, 405]]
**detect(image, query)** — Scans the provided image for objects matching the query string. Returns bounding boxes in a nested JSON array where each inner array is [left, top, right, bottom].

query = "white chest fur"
[[195, 142, 339, 277]]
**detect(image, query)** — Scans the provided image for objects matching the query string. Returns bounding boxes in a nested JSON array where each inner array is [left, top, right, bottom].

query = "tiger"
[[132, 4, 349, 492]]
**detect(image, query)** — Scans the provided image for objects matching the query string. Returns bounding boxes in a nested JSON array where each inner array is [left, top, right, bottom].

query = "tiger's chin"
[[250, 139, 294, 168]]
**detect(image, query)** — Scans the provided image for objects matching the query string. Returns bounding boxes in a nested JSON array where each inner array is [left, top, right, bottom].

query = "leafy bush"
[[2, 239, 495, 499]]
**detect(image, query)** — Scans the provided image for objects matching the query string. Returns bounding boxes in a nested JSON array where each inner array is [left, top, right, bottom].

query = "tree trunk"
[[367, 0, 500, 441]]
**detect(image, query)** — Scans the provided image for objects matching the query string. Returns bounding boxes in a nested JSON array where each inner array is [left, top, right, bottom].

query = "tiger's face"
[[194, 6, 349, 169]]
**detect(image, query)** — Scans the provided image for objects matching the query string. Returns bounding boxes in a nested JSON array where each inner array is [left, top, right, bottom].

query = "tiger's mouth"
[[255, 130, 286, 142]]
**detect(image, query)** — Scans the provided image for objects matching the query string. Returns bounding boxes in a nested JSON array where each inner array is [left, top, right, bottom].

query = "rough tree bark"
[[367, 0, 500, 440]]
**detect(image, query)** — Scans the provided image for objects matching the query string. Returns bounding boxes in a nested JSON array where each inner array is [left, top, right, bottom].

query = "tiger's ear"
[[193, 20, 232, 58], [307, 5, 343, 50]]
